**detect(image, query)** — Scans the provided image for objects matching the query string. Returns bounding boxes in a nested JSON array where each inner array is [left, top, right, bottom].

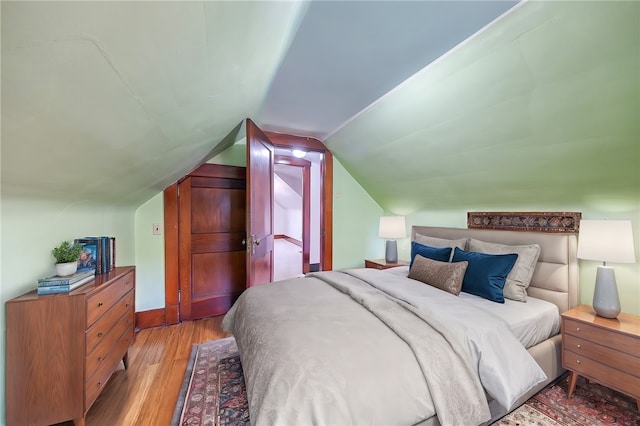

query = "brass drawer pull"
[[98, 302, 104, 307], [576, 327, 581, 332], [98, 332, 103, 338], [576, 359, 581, 364], [576, 344, 581, 349], [98, 357, 103, 362]]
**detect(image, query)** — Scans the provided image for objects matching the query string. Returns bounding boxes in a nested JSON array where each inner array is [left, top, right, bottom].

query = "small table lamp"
[[577, 220, 636, 318], [379, 216, 406, 263]]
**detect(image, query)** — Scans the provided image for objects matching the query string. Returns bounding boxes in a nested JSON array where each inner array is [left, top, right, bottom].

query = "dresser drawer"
[[85, 324, 133, 409], [563, 349, 640, 399], [86, 290, 134, 354], [562, 318, 639, 356], [86, 271, 134, 327], [86, 309, 134, 381]]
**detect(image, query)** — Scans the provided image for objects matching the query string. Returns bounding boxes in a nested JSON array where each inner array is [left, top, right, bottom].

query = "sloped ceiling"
[[325, 1, 639, 213], [2, 1, 638, 213], [1, 1, 306, 205]]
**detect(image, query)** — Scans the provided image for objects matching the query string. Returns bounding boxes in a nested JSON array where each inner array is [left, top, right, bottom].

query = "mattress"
[[385, 266, 561, 349]]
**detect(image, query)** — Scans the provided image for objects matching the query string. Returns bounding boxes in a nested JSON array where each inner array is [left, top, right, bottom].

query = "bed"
[[222, 225, 579, 425]]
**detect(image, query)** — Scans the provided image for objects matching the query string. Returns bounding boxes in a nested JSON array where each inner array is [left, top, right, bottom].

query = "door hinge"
[[177, 289, 181, 322]]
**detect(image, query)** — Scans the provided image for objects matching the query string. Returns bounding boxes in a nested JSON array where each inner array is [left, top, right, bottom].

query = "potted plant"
[[52, 240, 83, 276]]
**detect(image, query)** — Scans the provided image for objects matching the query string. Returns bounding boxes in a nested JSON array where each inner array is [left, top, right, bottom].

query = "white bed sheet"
[[385, 266, 560, 349]]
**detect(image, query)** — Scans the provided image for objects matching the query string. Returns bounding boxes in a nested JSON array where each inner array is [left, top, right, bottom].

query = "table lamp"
[[577, 220, 636, 318], [379, 216, 406, 263]]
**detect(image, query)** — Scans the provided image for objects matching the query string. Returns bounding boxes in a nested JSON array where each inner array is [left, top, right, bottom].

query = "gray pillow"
[[408, 254, 469, 296], [467, 238, 541, 302], [414, 233, 467, 261]]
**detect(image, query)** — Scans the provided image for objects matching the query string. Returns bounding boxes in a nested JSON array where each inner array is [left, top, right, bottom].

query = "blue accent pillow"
[[451, 247, 518, 303], [410, 241, 452, 267]]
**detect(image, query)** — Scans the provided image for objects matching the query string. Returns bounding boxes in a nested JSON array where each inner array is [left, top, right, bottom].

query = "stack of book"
[[74, 236, 116, 275], [37, 269, 96, 295]]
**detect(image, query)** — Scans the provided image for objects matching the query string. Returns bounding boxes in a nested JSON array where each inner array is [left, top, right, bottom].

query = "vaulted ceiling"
[[2, 1, 638, 213]]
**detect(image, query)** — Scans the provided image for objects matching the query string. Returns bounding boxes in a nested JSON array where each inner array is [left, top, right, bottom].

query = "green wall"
[[209, 142, 246, 167], [134, 193, 165, 311], [332, 158, 384, 269]]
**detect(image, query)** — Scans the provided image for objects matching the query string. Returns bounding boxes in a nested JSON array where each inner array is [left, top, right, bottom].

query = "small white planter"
[[55, 262, 78, 277]]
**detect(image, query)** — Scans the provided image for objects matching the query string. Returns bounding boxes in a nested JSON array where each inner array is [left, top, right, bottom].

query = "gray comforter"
[[222, 268, 546, 426]]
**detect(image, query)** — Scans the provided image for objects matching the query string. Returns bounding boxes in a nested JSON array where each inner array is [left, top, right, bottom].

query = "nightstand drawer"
[[563, 334, 639, 375], [563, 349, 640, 399], [563, 318, 639, 356]]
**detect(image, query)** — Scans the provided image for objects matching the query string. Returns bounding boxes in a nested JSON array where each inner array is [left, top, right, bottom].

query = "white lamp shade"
[[379, 216, 406, 239], [577, 220, 636, 264]]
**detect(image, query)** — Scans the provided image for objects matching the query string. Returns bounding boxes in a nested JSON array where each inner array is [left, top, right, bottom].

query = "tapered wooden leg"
[[567, 371, 579, 399], [122, 350, 129, 370], [73, 416, 86, 426]]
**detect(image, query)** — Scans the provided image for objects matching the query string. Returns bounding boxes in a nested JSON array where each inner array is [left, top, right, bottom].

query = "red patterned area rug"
[[172, 337, 639, 426], [171, 337, 248, 426], [494, 374, 640, 426]]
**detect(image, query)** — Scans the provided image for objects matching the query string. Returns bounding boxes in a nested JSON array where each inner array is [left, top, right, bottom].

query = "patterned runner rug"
[[171, 337, 249, 426], [172, 337, 639, 426]]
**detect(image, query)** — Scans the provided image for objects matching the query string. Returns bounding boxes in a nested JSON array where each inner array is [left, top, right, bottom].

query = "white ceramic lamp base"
[[592, 266, 621, 319]]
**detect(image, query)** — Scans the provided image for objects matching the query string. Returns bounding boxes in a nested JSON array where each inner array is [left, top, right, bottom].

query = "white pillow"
[[414, 233, 467, 261], [467, 238, 541, 302]]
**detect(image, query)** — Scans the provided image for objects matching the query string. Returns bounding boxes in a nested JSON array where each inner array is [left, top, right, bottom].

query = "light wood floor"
[[60, 316, 229, 426]]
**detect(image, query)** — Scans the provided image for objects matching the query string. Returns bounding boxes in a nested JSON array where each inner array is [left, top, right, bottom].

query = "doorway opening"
[[163, 120, 333, 324]]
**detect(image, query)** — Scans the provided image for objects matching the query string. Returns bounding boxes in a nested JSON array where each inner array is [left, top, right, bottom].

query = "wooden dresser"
[[561, 304, 640, 410], [6, 266, 135, 426]]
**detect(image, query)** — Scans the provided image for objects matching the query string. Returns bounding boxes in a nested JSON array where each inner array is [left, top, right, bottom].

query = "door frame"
[[274, 155, 311, 274], [265, 131, 333, 273]]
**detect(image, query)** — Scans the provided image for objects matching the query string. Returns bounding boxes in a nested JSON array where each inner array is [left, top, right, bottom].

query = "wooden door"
[[178, 164, 246, 320], [246, 119, 274, 287]]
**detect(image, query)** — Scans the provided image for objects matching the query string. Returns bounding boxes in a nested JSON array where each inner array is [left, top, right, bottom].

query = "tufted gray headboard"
[[411, 226, 579, 312]]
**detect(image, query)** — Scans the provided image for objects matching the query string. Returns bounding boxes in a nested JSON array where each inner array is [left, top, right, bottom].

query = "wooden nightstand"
[[561, 305, 640, 410], [364, 259, 409, 270]]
